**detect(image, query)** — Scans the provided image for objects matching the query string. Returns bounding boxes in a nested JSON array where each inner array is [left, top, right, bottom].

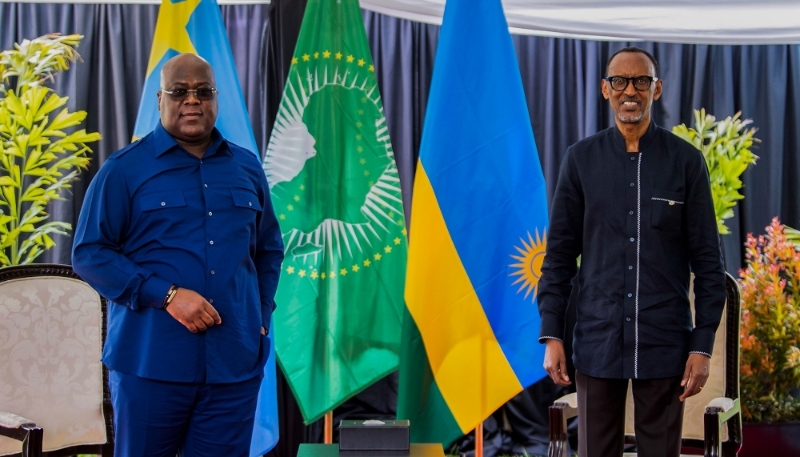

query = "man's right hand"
[[165, 288, 222, 333], [543, 339, 572, 386]]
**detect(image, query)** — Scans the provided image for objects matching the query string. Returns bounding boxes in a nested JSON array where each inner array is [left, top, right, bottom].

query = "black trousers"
[[576, 371, 685, 457]]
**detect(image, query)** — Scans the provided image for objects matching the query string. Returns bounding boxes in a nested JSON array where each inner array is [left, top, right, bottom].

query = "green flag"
[[264, 0, 407, 423]]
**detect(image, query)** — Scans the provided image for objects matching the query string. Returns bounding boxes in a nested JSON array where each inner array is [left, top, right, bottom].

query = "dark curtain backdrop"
[[2, 2, 800, 456]]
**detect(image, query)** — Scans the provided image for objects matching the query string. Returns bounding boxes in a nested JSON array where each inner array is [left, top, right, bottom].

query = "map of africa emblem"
[[264, 50, 407, 281]]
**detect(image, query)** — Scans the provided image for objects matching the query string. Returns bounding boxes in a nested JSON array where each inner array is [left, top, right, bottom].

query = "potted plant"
[[0, 33, 100, 266], [672, 108, 759, 235], [737, 217, 800, 455]]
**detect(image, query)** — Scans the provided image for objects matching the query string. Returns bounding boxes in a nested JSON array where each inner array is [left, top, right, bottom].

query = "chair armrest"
[[705, 397, 740, 423], [0, 411, 43, 457], [0, 412, 37, 429], [553, 392, 578, 419], [549, 393, 578, 457]]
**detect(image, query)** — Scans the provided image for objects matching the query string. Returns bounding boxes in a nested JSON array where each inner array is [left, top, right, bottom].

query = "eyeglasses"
[[604, 76, 658, 91], [162, 88, 218, 101]]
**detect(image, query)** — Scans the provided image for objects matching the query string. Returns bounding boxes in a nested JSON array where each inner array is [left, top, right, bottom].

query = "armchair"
[[0, 264, 113, 456]]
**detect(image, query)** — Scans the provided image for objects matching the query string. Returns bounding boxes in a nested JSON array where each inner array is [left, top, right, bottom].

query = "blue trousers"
[[109, 370, 263, 457]]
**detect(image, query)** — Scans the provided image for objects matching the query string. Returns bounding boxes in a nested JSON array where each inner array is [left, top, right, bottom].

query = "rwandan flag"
[[397, 0, 548, 446], [132, 1, 277, 455]]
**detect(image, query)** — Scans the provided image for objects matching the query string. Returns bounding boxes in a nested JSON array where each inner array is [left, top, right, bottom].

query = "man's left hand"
[[679, 353, 710, 402]]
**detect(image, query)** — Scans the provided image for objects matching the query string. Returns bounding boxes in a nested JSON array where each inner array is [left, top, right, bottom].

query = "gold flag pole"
[[324, 411, 334, 444], [475, 421, 484, 457]]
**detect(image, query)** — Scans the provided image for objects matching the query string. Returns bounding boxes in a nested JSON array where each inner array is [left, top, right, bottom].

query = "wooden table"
[[297, 443, 444, 457]]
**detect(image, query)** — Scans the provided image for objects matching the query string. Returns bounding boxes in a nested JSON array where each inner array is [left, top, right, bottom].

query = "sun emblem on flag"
[[509, 229, 547, 302]]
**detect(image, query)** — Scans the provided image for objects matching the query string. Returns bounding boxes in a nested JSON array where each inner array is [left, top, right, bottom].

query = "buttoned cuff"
[[539, 312, 565, 344], [689, 327, 716, 356], [140, 276, 174, 310]]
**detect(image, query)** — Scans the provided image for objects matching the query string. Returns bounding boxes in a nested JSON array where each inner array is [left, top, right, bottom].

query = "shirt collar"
[[612, 119, 658, 153], [152, 122, 230, 158]]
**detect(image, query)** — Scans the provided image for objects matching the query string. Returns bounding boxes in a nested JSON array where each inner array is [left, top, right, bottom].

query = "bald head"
[[157, 53, 219, 156], [160, 54, 213, 89]]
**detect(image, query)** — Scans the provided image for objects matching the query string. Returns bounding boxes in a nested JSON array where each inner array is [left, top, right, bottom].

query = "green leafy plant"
[[738, 217, 800, 422], [0, 34, 100, 266], [672, 109, 759, 235]]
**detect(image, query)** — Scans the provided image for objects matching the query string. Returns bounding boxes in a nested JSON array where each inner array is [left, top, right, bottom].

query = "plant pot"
[[739, 422, 800, 456]]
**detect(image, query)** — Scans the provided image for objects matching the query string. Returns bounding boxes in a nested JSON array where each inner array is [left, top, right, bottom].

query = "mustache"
[[620, 96, 640, 103]]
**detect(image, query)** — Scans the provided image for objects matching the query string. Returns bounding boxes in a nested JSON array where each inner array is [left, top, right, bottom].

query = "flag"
[[264, 0, 408, 423], [397, 0, 549, 445], [133, 1, 276, 455], [132, 0, 257, 154]]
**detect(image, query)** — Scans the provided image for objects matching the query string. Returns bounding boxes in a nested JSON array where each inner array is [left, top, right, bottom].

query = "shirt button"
[[204, 184, 208, 188], [209, 298, 214, 304], [628, 293, 633, 298], [208, 211, 213, 216], [161, 201, 166, 206], [249, 202, 252, 206], [211, 270, 215, 275], [629, 210, 634, 215], [626, 317, 632, 322], [209, 240, 214, 245], [628, 265, 633, 270], [630, 156, 636, 161], [630, 182, 635, 187], [629, 237, 635, 242]]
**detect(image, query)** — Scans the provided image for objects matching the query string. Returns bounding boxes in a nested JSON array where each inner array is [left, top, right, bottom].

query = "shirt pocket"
[[231, 188, 264, 212], [139, 190, 187, 212], [650, 190, 684, 231]]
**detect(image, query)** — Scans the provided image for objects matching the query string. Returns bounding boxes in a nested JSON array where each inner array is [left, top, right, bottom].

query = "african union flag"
[[264, 0, 407, 423], [397, 0, 549, 445]]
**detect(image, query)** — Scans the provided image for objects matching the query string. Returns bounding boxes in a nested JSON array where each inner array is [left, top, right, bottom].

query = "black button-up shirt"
[[537, 121, 726, 379]]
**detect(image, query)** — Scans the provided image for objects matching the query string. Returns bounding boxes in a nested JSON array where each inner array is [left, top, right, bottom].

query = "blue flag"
[[398, 0, 548, 443], [133, 0, 257, 155], [133, 1, 276, 455]]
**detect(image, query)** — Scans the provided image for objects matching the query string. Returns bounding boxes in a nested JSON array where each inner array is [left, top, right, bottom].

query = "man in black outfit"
[[536, 47, 726, 457]]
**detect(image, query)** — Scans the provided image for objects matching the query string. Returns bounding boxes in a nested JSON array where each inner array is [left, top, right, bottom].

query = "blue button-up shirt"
[[73, 123, 284, 383]]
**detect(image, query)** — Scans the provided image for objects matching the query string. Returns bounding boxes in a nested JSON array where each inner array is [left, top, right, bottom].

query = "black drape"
[[2, 3, 800, 456]]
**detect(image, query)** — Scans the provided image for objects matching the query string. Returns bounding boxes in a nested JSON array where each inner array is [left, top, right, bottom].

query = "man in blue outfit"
[[73, 53, 284, 456], [537, 47, 726, 457]]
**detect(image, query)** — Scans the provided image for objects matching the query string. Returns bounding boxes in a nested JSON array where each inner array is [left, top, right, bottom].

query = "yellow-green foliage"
[[672, 109, 759, 235], [0, 34, 100, 266]]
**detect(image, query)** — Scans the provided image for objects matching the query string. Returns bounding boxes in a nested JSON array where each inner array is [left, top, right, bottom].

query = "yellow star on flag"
[[374, 253, 382, 261], [347, 55, 355, 63], [335, 52, 343, 59], [146, 0, 202, 75], [292, 57, 298, 65], [340, 268, 348, 276], [352, 265, 360, 272], [323, 50, 331, 58], [357, 59, 365, 66], [299, 270, 307, 278], [311, 271, 319, 279], [302, 54, 310, 61], [286, 266, 295, 274], [394, 237, 401, 245], [384, 246, 392, 253], [321, 272, 327, 280], [369, 65, 375, 72], [363, 259, 371, 267], [313, 52, 319, 59]]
